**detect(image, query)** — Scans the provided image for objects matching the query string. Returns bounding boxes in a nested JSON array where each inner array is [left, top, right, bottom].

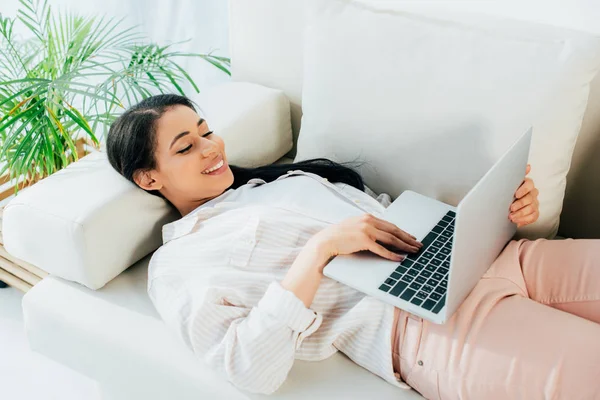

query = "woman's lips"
[[202, 156, 228, 176]]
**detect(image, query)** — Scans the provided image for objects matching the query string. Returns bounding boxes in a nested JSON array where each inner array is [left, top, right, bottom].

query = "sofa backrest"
[[229, 0, 600, 239]]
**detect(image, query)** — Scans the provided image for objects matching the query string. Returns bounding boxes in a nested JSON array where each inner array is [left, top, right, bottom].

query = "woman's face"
[[134, 105, 234, 216]]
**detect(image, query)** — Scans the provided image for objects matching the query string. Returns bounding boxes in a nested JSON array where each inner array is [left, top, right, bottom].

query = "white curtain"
[[2, 0, 231, 95]]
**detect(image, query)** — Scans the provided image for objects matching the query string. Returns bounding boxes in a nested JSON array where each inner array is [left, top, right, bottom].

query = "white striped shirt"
[[147, 170, 412, 394]]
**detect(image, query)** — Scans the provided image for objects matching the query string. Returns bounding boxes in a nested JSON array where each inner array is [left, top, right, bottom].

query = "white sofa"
[[8, 1, 600, 400]]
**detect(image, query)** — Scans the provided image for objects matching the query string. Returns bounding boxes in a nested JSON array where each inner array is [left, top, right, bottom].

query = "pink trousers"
[[392, 239, 600, 399]]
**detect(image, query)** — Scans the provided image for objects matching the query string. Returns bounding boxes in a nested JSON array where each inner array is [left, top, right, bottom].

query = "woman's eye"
[[177, 145, 192, 154], [202, 130, 213, 137]]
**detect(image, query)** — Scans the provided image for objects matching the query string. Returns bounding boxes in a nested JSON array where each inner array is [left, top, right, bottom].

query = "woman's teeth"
[[202, 159, 224, 174]]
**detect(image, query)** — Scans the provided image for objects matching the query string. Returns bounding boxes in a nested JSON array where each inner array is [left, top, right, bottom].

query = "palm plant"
[[0, 0, 230, 195]]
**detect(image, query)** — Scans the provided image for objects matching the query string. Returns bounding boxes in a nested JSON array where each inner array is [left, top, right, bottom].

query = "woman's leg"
[[398, 239, 600, 400], [518, 238, 600, 323]]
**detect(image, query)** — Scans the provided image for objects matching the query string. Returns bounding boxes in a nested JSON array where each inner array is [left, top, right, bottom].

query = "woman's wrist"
[[280, 239, 331, 308]]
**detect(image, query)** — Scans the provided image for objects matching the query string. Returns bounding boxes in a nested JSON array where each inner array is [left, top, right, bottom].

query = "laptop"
[[323, 127, 532, 324]]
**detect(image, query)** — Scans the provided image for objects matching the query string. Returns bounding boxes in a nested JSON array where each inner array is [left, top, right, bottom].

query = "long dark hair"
[[106, 94, 366, 205]]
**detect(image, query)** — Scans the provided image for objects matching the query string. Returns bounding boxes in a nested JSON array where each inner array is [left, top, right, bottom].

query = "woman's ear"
[[134, 169, 163, 191]]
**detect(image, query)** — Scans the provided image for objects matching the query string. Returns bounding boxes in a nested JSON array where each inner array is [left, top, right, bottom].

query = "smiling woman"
[[106, 94, 367, 217]]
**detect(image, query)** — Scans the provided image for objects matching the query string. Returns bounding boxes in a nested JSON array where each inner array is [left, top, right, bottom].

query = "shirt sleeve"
[[152, 276, 322, 395]]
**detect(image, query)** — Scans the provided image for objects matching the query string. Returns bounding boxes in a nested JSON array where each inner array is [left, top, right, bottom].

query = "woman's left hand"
[[509, 164, 539, 228]]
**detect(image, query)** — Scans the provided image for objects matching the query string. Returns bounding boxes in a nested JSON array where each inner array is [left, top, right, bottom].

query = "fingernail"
[[395, 254, 405, 261]]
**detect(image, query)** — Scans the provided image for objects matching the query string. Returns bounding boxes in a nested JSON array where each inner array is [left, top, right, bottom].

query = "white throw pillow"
[[296, 0, 600, 238], [192, 82, 293, 167], [4, 82, 294, 290]]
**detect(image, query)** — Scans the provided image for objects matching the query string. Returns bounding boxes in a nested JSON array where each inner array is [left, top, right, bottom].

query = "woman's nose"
[[202, 144, 218, 158]]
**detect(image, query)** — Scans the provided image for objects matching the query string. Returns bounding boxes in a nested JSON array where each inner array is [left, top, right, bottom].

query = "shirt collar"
[[160, 170, 371, 244]]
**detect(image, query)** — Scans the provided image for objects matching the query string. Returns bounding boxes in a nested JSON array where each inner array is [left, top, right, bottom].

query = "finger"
[[368, 240, 406, 261], [510, 192, 535, 214], [371, 217, 423, 248], [511, 204, 537, 223], [375, 231, 420, 253], [515, 178, 535, 199], [526, 164, 531, 175], [516, 210, 539, 228]]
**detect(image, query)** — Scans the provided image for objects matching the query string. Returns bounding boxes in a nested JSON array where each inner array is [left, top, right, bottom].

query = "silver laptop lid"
[[444, 127, 533, 318]]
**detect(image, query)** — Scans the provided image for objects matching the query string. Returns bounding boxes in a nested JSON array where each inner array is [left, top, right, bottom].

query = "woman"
[[106, 94, 600, 399]]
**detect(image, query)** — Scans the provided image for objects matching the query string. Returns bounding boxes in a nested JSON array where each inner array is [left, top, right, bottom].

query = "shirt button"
[[418, 360, 424, 366]]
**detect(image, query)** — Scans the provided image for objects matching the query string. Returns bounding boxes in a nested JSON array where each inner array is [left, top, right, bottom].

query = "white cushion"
[[4, 82, 294, 290], [295, 0, 600, 239], [3, 151, 179, 290]]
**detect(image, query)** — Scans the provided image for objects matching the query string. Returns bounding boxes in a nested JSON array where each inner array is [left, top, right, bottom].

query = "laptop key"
[[427, 278, 439, 286], [432, 225, 443, 234], [429, 245, 441, 254], [433, 240, 445, 248], [395, 266, 408, 274], [400, 288, 416, 301], [433, 272, 444, 281], [442, 261, 450, 268], [441, 278, 448, 287], [432, 294, 446, 314], [401, 275, 413, 283], [385, 278, 397, 286], [425, 264, 437, 272], [430, 292, 442, 301], [442, 215, 453, 223], [407, 268, 418, 277], [391, 271, 402, 280], [434, 285, 446, 294], [420, 270, 432, 278], [438, 267, 449, 275], [447, 210, 456, 218], [413, 262, 426, 271], [416, 291, 428, 299], [434, 252, 445, 261], [422, 251, 435, 260], [440, 247, 451, 255], [422, 299, 437, 310], [410, 282, 422, 291], [421, 232, 438, 248], [379, 284, 391, 293], [390, 281, 408, 296], [422, 285, 434, 293], [430, 259, 442, 266], [411, 297, 423, 306], [441, 230, 452, 238], [438, 219, 449, 227], [415, 276, 427, 284]]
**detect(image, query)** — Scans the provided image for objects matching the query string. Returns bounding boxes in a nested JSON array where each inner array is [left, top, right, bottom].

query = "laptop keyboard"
[[378, 210, 455, 314]]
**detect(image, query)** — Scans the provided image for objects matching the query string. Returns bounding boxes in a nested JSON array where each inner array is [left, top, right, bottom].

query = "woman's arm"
[[157, 214, 419, 395]]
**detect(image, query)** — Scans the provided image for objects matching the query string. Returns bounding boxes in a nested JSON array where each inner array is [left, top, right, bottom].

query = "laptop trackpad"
[[383, 190, 455, 242]]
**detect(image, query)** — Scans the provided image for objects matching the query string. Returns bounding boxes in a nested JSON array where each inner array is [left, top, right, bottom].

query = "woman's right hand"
[[308, 214, 423, 271]]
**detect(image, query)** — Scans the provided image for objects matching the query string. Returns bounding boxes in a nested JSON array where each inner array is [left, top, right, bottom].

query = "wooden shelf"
[[0, 204, 49, 292]]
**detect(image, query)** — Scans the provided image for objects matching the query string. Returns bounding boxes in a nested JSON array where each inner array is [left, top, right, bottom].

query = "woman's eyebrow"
[[169, 118, 206, 149]]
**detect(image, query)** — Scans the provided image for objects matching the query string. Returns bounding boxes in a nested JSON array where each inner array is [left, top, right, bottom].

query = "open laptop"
[[323, 127, 533, 324]]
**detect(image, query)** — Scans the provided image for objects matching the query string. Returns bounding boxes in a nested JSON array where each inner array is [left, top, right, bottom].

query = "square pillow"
[[296, 0, 600, 238]]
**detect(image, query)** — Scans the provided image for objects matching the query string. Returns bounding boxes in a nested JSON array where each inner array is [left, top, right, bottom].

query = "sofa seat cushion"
[[22, 255, 424, 400]]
